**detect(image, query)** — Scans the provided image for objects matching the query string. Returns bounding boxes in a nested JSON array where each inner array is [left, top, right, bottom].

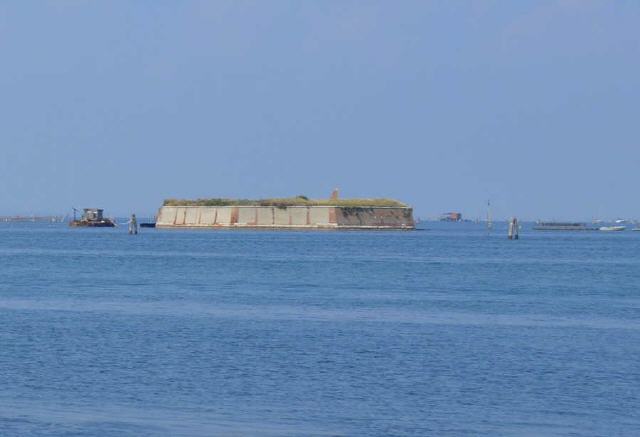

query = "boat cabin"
[[83, 208, 104, 222]]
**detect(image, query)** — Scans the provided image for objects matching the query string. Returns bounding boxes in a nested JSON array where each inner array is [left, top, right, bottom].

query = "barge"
[[533, 222, 598, 231]]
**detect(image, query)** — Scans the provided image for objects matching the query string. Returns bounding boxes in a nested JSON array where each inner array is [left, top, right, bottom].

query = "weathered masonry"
[[156, 205, 414, 230]]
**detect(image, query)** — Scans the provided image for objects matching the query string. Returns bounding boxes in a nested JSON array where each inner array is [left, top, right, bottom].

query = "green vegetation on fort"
[[163, 196, 408, 208]]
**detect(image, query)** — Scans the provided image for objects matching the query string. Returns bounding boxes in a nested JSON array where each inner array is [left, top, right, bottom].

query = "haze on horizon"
[[0, 1, 638, 221]]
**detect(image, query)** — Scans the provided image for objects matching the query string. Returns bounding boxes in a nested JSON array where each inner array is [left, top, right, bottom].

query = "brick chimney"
[[330, 188, 339, 201]]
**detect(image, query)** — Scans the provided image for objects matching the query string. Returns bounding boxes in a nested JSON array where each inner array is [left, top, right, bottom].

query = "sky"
[[0, 0, 638, 220]]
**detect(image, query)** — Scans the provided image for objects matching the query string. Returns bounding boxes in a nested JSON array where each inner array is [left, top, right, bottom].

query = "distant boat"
[[632, 228, 640, 232], [69, 208, 115, 228], [533, 222, 596, 231], [599, 226, 626, 232]]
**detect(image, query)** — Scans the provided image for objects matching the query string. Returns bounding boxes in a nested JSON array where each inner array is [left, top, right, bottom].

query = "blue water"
[[0, 222, 639, 436]]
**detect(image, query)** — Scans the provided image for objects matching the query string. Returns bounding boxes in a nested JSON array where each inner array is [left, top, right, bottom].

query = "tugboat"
[[69, 208, 115, 228]]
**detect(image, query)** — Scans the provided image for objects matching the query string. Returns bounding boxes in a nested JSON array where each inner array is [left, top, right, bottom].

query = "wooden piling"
[[129, 214, 138, 235], [508, 217, 519, 240]]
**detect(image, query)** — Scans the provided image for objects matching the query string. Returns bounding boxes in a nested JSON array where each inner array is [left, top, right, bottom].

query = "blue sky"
[[1, 1, 638, 220]]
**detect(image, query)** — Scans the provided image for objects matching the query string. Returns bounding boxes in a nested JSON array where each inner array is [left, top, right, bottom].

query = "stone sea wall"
[[156, 206, 414, 230]]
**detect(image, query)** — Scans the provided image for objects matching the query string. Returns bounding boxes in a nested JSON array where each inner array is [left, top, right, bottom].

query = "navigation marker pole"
[[487, 200, 493, 235], [508, 217, 519, 240]]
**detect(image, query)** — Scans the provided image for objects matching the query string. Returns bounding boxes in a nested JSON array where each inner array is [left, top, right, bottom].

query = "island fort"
[[156, 193, 414, 230]]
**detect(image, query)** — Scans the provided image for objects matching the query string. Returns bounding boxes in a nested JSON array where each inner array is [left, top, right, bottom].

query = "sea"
[[0, 221, 638, 436]]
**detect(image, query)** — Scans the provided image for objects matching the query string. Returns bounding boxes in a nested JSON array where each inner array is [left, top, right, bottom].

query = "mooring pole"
[[129, 214, 138, 235], [508, 217, 519, 240]]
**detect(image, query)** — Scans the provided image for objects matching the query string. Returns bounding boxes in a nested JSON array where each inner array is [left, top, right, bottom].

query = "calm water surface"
[[0, 222, 639, 436]]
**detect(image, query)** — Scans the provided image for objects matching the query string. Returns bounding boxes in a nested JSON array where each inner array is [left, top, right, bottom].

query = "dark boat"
[[140, 223, 156, 228], [533, 222, 597, 231], [69, 208, 115, 228]]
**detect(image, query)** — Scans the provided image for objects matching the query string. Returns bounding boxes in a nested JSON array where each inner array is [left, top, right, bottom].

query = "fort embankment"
[[155, 197, 415, 230]]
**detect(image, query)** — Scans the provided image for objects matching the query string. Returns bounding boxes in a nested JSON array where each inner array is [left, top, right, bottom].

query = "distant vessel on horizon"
[[533, 222, 597, 231], [599, 226, 626, 232], [69, 208, 115, 228]]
